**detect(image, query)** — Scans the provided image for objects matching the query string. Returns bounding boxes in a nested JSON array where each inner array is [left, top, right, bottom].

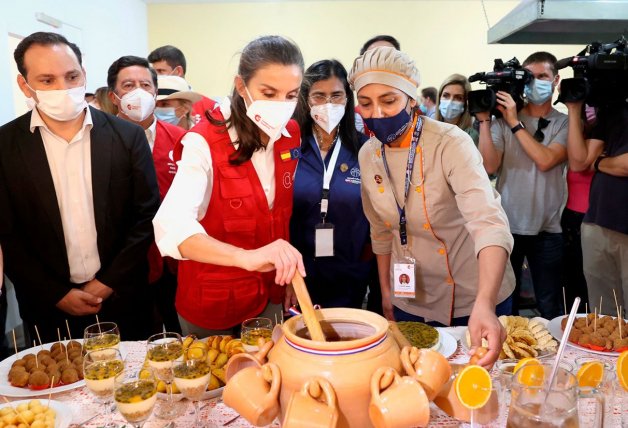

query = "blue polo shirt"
[[290, 134, 372, 308], [584, 104, 628, 235]]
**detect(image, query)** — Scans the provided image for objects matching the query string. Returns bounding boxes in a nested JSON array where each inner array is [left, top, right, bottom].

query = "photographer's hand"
[[495, 91, 519, 127]]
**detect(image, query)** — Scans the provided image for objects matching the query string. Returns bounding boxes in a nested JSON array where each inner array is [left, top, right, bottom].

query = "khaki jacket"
[[359, 117, 515, 324]]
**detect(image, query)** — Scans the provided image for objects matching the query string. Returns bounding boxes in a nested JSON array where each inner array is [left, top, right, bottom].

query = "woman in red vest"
[[153, 36, 306, 336]]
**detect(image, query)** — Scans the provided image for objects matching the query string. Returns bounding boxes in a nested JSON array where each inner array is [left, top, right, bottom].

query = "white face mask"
[[310, 103, 345, 134], [116, 88, 156, 122], [25, 97, 36, 110], [27, 84, 87, 121], [244, 86, 297, 143]]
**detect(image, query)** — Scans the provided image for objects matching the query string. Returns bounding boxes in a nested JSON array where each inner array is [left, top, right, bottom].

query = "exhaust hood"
[[488, 0, 628, 44]]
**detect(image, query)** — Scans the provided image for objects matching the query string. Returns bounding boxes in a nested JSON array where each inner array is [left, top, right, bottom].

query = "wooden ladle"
[[291, 271, 326, 341]]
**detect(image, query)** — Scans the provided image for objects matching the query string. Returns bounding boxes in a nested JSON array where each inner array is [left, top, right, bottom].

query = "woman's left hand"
[[467, 301, 505, 369]]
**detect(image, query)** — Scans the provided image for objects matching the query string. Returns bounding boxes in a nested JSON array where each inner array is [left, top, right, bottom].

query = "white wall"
[[0, 0, 149, 124]]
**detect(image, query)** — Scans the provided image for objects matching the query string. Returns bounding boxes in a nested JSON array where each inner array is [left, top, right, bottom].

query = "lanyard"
[[380, 116, 424, 246], [319, 134, 341, 221]]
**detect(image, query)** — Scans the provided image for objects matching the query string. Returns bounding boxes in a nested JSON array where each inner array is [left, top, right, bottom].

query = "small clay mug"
[[224, 342, 274, 381], [223, 359, 281, 426], [401, 345, 452, 400], [283, 377, 339, 428], [368, 366, 430, 428]]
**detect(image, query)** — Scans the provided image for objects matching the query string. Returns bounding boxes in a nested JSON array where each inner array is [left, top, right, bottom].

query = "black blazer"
[[0, 107, 160, 323]]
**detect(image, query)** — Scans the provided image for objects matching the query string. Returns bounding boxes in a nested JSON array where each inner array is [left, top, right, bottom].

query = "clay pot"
[[269, 308, 403, 428]]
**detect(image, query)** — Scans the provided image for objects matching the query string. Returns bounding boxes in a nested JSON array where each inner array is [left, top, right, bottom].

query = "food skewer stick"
[[599, 296, 603, 316], [620, 306, 623, 339], [585, 303, 588, 328], [274, 313, 278, 326], [1, 396, 29, 425], [12, 329, 18, 356], [47, 376, 55, 409], [34, 325, 43, 348], [594, 307, 597, 333], [65, 319, 72, 341], [33, 341, 39, 368], [57, 328, 62, 344], [612, 289, 622, 339], [562, 287, 567, 316], [95, 314, 102, 334]]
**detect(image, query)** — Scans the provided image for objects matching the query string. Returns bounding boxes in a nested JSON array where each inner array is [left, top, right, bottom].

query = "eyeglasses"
[[534, 117, 551, 142], [308, 93, 347, 105]]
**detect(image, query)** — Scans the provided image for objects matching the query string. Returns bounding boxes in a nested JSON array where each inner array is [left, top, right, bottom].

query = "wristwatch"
[[511, 122, 525, 134]]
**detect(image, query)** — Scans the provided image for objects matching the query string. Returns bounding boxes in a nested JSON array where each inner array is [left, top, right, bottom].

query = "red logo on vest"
[[282, 171, 292, 189]]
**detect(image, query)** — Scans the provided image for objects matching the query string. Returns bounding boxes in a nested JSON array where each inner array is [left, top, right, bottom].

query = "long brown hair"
[[207, 35, 304, 165], [435, 73, 473, 130]]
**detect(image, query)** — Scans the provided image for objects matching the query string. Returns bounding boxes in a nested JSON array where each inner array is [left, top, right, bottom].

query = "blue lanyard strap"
[[380, 116, 424, 247]]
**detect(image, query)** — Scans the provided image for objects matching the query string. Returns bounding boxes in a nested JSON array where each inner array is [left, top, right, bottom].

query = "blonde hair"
[[435, 73, 472, 131]]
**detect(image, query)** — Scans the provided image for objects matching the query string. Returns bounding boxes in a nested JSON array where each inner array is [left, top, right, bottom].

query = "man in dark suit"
[[0, 32, 160, 342]]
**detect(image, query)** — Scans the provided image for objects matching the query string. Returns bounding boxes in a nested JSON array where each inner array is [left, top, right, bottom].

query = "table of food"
[[1, 310, 626, 428]]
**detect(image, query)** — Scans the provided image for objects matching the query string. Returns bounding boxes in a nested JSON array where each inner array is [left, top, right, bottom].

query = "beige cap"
[[156, 75, 203, 103], [348, 46, 420, 100]]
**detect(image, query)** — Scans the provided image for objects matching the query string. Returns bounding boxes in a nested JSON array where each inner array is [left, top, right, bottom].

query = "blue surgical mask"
[[363, 106, 412, 144], [439, 99, 465, 122], [525, 78, 553, 105], [154, 107, 181, 125], [418, 104, 427, 114]]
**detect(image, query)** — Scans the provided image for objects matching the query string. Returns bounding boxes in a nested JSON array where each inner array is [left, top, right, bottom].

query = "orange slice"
[[617, 350, 628, 392], [515, 363, 545, 387], [513, 357, 541, 375], [577, 361, 604, 388], [454, 365, 492, 410]]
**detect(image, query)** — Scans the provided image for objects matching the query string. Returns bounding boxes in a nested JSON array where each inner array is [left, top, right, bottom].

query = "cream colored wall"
[[147, 1, 581, 100]]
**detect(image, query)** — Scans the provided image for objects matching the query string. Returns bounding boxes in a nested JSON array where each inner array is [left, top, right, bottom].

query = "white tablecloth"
[[7, 327, 624, 427]]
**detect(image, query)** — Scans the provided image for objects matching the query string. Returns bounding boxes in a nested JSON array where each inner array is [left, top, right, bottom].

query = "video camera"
[[468, 57, 533, 118], [556, 36, 628, 107]]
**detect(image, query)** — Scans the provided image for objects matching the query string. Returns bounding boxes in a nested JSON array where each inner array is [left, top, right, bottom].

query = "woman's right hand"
[[237, 239, 306, 285]]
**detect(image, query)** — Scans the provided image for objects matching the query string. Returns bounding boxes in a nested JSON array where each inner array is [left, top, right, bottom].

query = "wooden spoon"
[[291, 271, 326, 341]]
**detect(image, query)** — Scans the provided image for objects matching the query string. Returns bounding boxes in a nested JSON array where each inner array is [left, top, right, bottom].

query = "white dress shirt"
[[153, 97, 291, 260], [31, 107, 100, 283], [144, 117, 157, 153]]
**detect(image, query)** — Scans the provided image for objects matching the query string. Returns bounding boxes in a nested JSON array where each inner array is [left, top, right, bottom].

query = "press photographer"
[[476, 51, 567, 319], [560, 37, 628, 317]]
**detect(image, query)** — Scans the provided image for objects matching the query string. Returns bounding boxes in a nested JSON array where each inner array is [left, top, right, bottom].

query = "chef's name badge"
[[393, 262, 416, 298]]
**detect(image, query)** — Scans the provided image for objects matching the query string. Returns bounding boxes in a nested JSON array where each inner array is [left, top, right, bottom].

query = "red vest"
[[148, 120, 185, 283], [191, 96, 218, 124], [174, 115, 300, 329]]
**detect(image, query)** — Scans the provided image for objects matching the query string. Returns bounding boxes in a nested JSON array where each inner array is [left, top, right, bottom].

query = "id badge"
[[315, 223, 334, 257], [393, 258, 416, 298]]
